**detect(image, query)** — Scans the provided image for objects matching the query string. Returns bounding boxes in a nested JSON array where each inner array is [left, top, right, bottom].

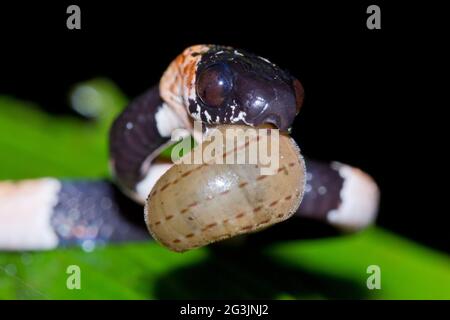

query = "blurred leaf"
[[0, 78, 126, 180], [69, 78, 127, 127], [268, 228, 450, 299], [0, 80, 449, 299]]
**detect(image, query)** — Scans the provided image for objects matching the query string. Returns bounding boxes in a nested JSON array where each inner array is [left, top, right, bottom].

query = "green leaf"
[[0, 80, 449, 299], [0, 78, 126, 180]]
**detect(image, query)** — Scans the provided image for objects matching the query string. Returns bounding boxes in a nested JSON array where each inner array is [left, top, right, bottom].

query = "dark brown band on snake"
[[51, 180, 150, 247], [109, 86, 170, 196], [296, 159, 344, 220]]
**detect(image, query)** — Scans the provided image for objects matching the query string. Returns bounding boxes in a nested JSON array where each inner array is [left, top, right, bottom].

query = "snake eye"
[[196, 63, 233, 107]]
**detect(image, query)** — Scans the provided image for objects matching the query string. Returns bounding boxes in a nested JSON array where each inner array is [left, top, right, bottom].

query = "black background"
[[0, 2, 446, 252]]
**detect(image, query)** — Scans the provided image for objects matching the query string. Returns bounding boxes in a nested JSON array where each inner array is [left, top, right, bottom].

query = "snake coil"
[[0, 45, 380, 251]]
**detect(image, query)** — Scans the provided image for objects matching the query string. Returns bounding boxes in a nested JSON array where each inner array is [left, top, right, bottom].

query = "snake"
[[0, 45, 380, 251]]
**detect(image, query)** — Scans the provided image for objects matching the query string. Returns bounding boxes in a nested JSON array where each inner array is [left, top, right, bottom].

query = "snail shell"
[[145, 125, 306, 252]]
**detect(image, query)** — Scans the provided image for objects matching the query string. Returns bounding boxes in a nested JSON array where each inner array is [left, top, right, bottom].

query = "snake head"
[[160, 45, 304, 132]]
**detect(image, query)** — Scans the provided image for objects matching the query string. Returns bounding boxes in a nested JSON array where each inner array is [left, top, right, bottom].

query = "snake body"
[[0, 45, 380, 251]]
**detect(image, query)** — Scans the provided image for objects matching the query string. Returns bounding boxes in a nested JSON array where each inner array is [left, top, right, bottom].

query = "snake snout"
[[234, 73, 301, 132], [187, 45, 304, 131], [241, 83, 300, 132]]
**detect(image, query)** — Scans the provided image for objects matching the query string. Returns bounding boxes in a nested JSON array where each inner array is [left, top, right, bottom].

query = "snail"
[[145, 125, 306, 252], [0, 45, 380, 251]]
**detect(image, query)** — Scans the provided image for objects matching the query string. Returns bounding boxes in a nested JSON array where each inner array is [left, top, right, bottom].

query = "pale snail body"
[[145, 125, 305, 252]]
